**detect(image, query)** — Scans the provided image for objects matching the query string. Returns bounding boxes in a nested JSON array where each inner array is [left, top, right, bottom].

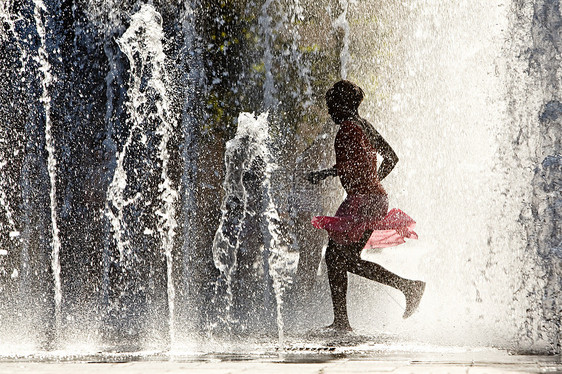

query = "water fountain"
[[0, 0, 559, 360]]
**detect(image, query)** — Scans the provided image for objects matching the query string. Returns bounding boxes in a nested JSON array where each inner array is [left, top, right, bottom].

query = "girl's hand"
[[307, 171, 323, 184], [307, 168, 337, 184]]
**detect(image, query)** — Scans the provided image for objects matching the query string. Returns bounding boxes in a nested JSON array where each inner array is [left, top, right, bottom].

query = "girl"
[[309, 80, 425, 331]]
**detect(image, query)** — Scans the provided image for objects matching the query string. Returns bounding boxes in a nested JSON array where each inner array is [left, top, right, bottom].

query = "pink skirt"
[[311, 194, 418, 249]]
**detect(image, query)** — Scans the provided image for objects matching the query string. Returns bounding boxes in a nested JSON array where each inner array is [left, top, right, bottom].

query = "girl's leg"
[[324, 232, 376, 330], [325, 239, 352, 330], [325, 232, 425, 329], [345, 231, 426, 319]]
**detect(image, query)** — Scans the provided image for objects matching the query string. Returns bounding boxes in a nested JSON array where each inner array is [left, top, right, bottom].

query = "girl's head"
[[325, 80, 364, 121]]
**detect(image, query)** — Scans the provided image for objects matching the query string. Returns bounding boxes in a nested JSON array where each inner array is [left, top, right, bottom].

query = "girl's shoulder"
[[356, 118, 384, 147], [340, 118, 365, 134], [337, 120, 364, 142]]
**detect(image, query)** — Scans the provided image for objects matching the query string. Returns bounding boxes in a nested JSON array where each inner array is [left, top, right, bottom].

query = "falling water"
[[98, 1, 127, 323], [333, 0, 350, 79], [212, 112, 271, 332], [260, 137, 292, 345], [125, 5, 178, 343], [0, 3, 19, 244], [0, 0, 560, 356], [178, 0, 204, 340], [211, 112, 251, 330], [259, 0, 277, 109], [0, 162, 18, 247], [32, 0, 62, 334], [336, 0, 560, 352], [111, 3, 178, 343], [212, 112, 294, 342], [103, 5, 130, 264]]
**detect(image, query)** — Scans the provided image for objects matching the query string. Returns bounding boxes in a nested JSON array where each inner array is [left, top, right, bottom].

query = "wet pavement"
[[0, 348, 560, 374]]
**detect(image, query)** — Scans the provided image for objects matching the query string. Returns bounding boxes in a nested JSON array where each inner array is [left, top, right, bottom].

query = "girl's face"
[[327, 101, 355, 123], [327, 103, 338, 118]]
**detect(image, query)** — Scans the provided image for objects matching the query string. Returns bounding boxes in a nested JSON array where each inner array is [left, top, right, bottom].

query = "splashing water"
[[0, 0, 560, 356], [259, 0, 277, 109], [212, 112, 294, 342], [110, 3, 178, 344], [178, 0, 204, 339], [333, 0, 351, 79], [0, 161, 19, 246], [212, 112, 272, 331], [32, 0, 63, 337], [338, 0, 560, 352]]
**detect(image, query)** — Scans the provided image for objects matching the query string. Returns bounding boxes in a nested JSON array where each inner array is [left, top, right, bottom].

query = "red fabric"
[[312, 208, 418, 248], [335, 120, 386, 196], [314, 118, 418, 249]]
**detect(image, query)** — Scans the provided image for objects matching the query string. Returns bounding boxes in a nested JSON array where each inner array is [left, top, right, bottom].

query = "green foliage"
[[197, 0, 343, 149]]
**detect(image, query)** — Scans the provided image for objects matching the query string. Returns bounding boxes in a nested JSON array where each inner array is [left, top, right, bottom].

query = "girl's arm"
[[307, 168, 337, 184], [369, 129, 399, 181]]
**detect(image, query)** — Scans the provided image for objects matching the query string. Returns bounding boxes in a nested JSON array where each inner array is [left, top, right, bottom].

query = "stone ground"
[[0, 350, 560, 374]]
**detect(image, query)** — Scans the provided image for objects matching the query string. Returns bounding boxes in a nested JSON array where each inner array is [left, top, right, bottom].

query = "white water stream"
[[0, 0, 559, 355]]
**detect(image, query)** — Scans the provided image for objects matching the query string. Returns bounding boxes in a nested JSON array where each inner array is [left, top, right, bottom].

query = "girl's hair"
[[325, 80, 364, 111]]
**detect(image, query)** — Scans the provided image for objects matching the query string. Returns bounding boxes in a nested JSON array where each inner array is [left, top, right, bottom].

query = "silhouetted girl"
[[309, 80, 425, 331]]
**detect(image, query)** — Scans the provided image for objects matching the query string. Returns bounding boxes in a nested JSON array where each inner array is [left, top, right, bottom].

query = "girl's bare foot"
[[325, 321, 353, 331], [403, 280, 425, 319]]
